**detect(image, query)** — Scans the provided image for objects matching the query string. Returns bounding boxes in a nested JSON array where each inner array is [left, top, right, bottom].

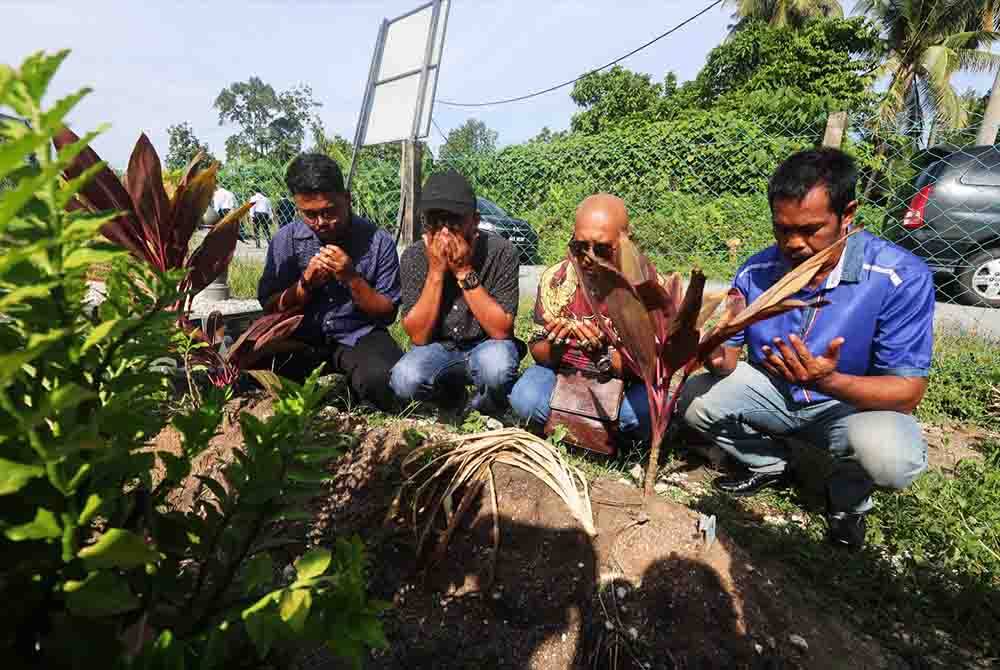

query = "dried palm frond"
[[401, 428, 596, 574]]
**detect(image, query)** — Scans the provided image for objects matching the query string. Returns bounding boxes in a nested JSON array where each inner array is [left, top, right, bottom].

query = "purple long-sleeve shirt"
[[257, 216, 401, 347]]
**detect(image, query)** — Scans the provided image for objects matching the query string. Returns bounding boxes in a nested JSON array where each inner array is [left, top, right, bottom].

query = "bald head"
[[574, 193, 628, 245]]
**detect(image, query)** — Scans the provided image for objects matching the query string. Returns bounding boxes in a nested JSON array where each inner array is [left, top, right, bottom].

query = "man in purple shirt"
[[679, 148, 933, 550], [257, 154, 403, 410]]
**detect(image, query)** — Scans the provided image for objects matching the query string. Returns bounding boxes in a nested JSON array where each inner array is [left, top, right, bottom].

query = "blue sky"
[[3, 1, 994, 168]]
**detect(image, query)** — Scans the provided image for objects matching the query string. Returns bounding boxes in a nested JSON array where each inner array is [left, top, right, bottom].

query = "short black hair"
[[768, 148, 857, 217], [284, 153, 346, 196]]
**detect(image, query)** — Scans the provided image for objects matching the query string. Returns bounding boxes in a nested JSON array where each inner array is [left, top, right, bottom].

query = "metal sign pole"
[[347, 19, 388, 191]]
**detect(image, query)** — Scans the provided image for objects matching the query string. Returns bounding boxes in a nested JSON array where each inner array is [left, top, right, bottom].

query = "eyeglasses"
[[298, 205, 340, 223], [568, 239, 614, 260]]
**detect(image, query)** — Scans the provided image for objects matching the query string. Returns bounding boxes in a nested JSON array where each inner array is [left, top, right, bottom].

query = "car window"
[[477, 197, 507, 217], [960, 149, 1000, 187]]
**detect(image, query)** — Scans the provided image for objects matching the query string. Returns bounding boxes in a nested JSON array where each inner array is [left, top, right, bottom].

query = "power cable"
[[437, 0, 724, 108]]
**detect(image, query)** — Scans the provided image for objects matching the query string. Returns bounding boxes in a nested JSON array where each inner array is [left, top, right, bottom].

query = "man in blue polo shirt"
[[679, 148, 933, 550], [257, 153, 403, 410]]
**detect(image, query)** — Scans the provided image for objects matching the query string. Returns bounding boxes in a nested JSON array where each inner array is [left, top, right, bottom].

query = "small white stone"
[[561, 633, 568, 642], [628, 626, 639, 641], [604, 620, 615, 631], [629, 464, 644, 482], [754, 643, 763, 654], [654, 482, 670, 494], [788, 634, 809, 651], [615, 586, 627, 600], [578, 562, 585, 569]]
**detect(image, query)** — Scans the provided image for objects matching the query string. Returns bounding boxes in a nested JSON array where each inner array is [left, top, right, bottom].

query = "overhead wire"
[[436, 0, 725, 108]]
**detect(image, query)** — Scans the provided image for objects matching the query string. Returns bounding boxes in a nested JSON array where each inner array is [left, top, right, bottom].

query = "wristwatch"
[[457, 270, 481, 290], [596, 348, 615, 375]]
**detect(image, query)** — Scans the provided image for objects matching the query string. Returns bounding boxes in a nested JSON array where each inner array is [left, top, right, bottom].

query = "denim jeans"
[[389, 339, 521, 416], [677, 362, 928, 513], [509, 365, 652, 440]]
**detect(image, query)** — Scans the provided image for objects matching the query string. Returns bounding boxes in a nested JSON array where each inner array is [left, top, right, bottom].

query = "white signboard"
[[357, 0, 450, 147]]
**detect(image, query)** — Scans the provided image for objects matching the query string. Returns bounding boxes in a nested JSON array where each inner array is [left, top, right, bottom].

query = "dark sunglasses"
[[423, 211, 466, 231], [568, 239, 614, 260]]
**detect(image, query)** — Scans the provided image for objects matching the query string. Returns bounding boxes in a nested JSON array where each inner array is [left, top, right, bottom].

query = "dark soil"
[[306, 413, 906, 670]]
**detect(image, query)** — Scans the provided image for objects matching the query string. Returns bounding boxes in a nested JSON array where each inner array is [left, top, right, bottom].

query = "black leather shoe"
[[711, 471, 788, 497], [826, 511, 867, 551]]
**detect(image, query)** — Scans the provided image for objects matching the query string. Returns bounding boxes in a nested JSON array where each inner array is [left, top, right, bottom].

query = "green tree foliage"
[[934, 88, 990, 146], [0, 51, 384, 668], [570, 66, 671, 133], [438, 118, 498, 162], [694, 18, 881, 119], [214, 76, 321, 162], [725, 0, 843, 32], [856, 0, 1000, 137], [165, 121, 213, 171]]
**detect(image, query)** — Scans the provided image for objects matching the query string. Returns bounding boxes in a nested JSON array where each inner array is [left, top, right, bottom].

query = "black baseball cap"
[[420, 170, 476, 216]]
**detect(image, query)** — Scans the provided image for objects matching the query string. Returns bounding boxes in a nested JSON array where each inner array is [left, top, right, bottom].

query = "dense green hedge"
[[445, 110, 812, 216], [519, 181, 888, 279]]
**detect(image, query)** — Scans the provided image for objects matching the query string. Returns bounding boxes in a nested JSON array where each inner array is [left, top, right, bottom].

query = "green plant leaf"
[[78, 528, 160, 570], [5, 507, 61, 540], [0, 457, 44, 495], [81, 318, 122, 354], [64, 571, 140, 617], [243, 553, 274, 595], [294, 548, 331, 581], [279, 588, 312, 633], [78, 493, 102, 525]]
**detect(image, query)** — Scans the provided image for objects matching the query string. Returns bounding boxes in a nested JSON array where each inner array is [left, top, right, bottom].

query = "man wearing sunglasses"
[[390, 170, 523, 416], [509, 193, 652, 443], [256, 153, 403, 410]]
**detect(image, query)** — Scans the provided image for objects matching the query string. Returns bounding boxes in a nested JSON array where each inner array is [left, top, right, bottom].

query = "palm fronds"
[[401, 428, 596, 575]]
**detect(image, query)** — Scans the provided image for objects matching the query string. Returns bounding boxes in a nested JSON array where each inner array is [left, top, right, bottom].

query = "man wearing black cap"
[[390, 170, 523, 416]]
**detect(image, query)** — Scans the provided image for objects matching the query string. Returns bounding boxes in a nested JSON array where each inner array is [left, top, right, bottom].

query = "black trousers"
[[251, 213, 272, 247], [257, 328, 403, 411]]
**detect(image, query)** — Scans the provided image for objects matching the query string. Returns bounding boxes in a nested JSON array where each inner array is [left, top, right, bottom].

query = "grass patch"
[[917, 329, 1000, 429], [228, 258, 264, 299], [685, 435, 1000, 662]]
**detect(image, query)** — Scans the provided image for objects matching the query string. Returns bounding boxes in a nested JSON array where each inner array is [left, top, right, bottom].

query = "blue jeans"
[[390, 339, 521, 416], [678, 362, 928, 513], [508, 365, 652, 440]]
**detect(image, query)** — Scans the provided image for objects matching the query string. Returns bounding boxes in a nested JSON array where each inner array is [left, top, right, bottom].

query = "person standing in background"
[[250, 191, 274, 248]]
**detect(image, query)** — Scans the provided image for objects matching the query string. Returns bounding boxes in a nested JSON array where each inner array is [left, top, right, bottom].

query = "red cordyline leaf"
[[125, 134, 172, 272], [226, 310, 304, 365], [184, 201, 252, 296], [53, 127, 146, 259], [168, 154, 218, 268]]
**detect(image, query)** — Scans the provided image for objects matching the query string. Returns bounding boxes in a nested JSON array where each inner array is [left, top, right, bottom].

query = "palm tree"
[[725, 0, 843, 32], [856, 1, 1000, 138]]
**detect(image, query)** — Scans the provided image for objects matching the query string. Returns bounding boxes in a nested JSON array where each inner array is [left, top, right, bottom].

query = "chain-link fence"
[[194, 103, 1000, 322]]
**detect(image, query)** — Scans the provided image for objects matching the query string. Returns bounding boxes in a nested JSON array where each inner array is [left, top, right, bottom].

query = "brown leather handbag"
[[544, 369, 625, 455]]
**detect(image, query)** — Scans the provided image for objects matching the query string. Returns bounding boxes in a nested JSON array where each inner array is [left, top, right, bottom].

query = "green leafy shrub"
[[917, 330, 1000, 428], [0, 51, 384, 668], [872, 440, 1000, 612]]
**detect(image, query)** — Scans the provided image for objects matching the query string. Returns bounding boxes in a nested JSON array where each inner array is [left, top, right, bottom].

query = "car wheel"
[[956, 248, 1000, 308]]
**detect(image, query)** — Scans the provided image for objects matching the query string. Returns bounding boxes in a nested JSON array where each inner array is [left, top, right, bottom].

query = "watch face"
[[461, 270, 481, 289], [596, 355, 612, 374]]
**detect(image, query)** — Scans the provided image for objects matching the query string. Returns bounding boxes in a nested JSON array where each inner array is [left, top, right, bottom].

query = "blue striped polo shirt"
[[726, 230, 935, 404]]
